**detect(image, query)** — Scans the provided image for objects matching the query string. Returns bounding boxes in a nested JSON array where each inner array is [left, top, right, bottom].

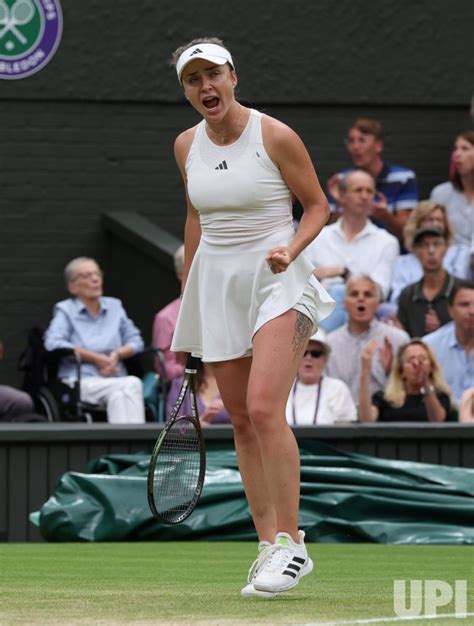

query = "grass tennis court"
[[1, 543, 472, 625]]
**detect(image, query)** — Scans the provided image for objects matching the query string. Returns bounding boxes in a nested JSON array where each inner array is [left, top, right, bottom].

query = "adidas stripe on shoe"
[[240, 541, 277, 599], [252, 530, 313, 593]]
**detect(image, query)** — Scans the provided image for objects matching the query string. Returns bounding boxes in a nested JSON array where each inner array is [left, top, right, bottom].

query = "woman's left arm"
[[263, 117, 329, 267]]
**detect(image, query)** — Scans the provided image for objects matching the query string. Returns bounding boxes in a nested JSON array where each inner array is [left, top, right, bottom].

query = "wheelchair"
[[18, 326, 167, 423]]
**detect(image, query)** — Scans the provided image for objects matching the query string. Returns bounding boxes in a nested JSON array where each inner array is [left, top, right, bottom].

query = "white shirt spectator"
[[305, 219, 399, 299], [285, 376, 357, 425], [431, 182, 474, 249]]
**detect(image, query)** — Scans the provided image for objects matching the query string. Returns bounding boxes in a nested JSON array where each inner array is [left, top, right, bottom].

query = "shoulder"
[[261, 114, 306, 159], [423, 321, 454, 345], [174, 125, 200, 169], [367, 222, 399, 248], [261, 114, 296, 142], [324, 376, 351, 393], [383, 163, 417, 182], [316, 223, 337, 241], [430, 181, 452, 200], [326, 325, 348, 345], [393, 253, 415, 271], [53, 298, 75, 314], [380, 228, 399, 249], [157, 298, 181, 319], [103, 296, 122, 306], [381, 321, 410, 343], [398, 280, 418, 300], [103, 297, 127, 314]]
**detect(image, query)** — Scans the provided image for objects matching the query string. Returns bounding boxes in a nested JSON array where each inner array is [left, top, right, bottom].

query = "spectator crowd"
[[1, 118, 473, 425]]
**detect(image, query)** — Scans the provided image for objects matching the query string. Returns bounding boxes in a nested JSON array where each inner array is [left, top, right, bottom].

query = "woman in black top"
[[359, 338, 452, 422]]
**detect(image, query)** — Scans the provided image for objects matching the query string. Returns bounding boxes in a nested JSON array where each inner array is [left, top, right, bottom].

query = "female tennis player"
[[170, 37, 335, 597]]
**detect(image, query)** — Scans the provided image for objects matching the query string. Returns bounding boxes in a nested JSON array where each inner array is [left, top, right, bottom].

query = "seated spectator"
[[359, 339, 451, 422], [326, 275, 409, 403], [390, 200, 471, 306], [430, 130, 474, 249], [152, 244, 185, 382], [306, 170, 399, 331], [166, 358, 231, 425], [459, 388, 474, 423], [327, 117, 418, 241], [44, 257, 145, 424], [0, 340, 45, 422], [285, 330, 357, 425], [397, 227, 461, 337], [423, 280, 474, 406]]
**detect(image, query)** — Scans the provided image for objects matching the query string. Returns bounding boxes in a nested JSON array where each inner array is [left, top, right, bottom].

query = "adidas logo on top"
[[190, 48, 203, 56], [215, 160, 228, 170]]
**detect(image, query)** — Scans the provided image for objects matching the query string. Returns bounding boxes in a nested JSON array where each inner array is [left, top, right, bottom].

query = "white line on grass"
[[296, 612, 474, 626]]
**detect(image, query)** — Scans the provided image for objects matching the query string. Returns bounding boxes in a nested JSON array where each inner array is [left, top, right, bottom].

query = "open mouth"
[[202, 96, 219, 110], [356, 305, 366, 313]]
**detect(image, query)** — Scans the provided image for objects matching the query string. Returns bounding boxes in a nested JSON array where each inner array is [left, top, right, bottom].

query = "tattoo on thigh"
[[292, 312, 312, 359]]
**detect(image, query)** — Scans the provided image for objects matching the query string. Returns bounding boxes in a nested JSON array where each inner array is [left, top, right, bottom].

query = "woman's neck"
[[405, 380, 422, 395], [341, 213, 367, 240], [206, 103, 247, 145]]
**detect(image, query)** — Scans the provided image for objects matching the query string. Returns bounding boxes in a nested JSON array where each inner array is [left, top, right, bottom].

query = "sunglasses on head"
[[304, 349, 325, 359]]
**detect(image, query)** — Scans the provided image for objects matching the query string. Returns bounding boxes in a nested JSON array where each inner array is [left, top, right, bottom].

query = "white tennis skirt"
[[171, 237, 335, 362]]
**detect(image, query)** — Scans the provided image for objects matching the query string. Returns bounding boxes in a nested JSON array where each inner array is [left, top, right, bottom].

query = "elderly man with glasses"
[[44, 257, 145, 423]]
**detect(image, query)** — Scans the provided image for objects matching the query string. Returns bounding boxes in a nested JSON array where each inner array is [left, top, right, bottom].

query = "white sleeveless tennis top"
[[171, 109, 335, 361]]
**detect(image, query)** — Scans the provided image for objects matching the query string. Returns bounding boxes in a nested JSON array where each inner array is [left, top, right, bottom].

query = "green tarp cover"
[[31, 442, 474, 543]]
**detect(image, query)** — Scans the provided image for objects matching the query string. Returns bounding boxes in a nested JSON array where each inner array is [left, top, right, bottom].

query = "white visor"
[[176, 43, 234, 83]]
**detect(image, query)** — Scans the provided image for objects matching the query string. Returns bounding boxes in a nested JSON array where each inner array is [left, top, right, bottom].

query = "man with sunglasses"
[[285, 330, 356, 425]]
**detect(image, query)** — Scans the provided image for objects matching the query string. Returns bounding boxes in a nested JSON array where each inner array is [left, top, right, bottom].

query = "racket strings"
[[152, 417, 202, 523]]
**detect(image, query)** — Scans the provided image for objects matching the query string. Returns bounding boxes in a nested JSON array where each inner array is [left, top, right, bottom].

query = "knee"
[[247, 396, 279, 432], [123, 376, 143, 395], [231, 411, 253, 439]]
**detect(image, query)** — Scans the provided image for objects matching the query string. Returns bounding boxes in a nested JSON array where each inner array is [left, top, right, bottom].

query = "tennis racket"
[[147, 354, 206, 524]]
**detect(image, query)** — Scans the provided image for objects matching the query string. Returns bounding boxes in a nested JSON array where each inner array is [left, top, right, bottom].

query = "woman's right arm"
[[174, 130, 201, 294], [358, 339, 380, 423]]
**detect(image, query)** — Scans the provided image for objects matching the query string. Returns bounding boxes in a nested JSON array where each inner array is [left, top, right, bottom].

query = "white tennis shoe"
[[240, 541, 278, 599], [252, 530, 313, 593]]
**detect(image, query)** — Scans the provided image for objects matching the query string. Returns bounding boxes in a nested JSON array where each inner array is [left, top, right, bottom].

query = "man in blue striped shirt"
[[44, 257, 145, 423], [327, 117, 418, 243]]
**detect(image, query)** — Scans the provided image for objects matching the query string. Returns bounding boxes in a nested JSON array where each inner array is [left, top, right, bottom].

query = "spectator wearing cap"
[[396, 227, 462, 338], [423, 280, 474, 406], [285, 329, 357, 425], [389, 200, 471, 307], [152, 244, 185, 382]]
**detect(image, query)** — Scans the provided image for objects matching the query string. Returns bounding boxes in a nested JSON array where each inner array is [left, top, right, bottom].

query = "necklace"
[[291, 378, 324, 425], [206, 105, 243, 145]]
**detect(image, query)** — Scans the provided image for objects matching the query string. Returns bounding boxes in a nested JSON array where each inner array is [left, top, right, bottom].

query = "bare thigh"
[[212, 357, 252, 425], [247, 309, 313, 423]]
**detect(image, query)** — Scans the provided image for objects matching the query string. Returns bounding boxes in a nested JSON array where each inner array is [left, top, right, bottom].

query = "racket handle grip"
[[186, 354, 199, 370]]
